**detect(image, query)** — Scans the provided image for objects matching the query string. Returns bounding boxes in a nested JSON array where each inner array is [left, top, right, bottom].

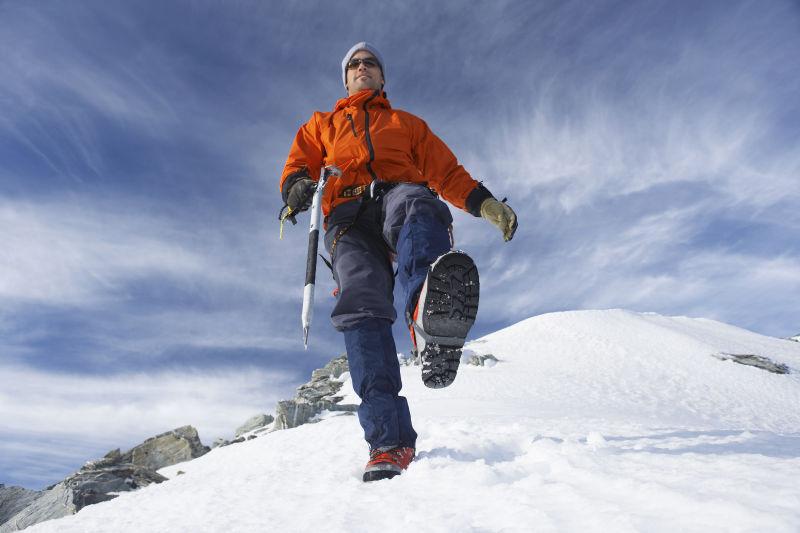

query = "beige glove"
[[480, 198, 518, 242]]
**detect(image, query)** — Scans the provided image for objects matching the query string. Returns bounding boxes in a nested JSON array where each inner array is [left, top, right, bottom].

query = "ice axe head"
[[324, 165, 342, 179]]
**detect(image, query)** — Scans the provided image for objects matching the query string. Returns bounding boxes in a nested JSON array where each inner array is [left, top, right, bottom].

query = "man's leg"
[[342, 318, 416, 450], [325, 208, 417, 453], [381, 184, 480, 388], [381, 184, 454, 325]]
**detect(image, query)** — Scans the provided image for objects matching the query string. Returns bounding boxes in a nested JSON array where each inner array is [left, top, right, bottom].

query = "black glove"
[[286, 178, 316, 213]]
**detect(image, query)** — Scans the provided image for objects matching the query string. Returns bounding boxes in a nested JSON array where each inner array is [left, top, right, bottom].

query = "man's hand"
[[480, 198, 518, 242], [286, 178, 316, 213]]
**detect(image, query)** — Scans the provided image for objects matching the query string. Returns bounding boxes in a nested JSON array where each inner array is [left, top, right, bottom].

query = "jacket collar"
[[333, 89, 391, 112]]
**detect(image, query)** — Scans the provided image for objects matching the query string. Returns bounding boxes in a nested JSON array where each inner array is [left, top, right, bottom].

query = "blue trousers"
[[325, 184, 452, 450]]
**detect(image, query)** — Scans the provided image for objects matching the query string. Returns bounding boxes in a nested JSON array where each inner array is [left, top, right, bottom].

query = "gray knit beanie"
[[341, 41, 385, 89]]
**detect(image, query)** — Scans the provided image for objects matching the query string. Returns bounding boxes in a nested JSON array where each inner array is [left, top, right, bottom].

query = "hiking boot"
[[363, 446, 415, 482], [410, 251, 479, 389]]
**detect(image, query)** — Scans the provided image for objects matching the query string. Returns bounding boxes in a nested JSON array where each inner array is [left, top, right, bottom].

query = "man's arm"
[[410, 115, 517, 241], [409, 117, 492, 216], [280, 113, 325, 203]]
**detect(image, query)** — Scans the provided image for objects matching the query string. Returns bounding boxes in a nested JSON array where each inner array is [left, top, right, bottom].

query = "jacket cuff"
[[281, 168, 311, 203], [465, 183, 494, 217]]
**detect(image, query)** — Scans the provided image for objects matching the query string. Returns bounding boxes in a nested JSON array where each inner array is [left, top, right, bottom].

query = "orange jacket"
[[280, 89, 492, 217]]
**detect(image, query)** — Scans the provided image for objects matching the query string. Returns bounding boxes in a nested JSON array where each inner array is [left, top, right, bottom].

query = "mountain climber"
[[279, 42, 517, 482]]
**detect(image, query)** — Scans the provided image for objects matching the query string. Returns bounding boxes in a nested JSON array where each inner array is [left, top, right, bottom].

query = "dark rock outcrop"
[[212, 437, 230, 448], [0, 485, 40, 528], [0, 461, 166, 532], [273, 354, 358, 431], [0, 426, 208, 532], [118, 425, 209, 471], [467, 353, 499, 367], [712, 352, 791, 374], [234, 414, 274, 438]]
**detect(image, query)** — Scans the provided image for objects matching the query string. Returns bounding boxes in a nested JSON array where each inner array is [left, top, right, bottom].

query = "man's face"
[[346, 50, 384, 96]]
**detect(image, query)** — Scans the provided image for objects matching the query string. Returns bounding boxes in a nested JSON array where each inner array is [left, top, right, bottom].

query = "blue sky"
[[1, 0, 798, 490]]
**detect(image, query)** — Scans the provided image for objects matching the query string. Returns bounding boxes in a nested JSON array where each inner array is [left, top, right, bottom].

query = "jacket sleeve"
[[280, 113, 325, 201], [410, 117, 494, 217]]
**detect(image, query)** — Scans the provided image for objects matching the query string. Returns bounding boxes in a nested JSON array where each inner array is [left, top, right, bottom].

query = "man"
[[280, 42, 517, 482]]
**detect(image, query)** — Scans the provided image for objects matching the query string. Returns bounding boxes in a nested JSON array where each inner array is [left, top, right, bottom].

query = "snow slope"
[[27, 310, 800, 532]]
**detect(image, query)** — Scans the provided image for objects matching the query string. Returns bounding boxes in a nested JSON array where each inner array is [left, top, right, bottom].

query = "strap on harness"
[[278, 204, 299, 240], [286, 180, 407, 277], [324, 180, 400, 273]]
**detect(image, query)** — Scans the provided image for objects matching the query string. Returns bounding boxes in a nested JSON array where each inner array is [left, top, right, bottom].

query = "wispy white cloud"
[[432, 1, 800, 215], [0, 5, 180, 127], [0, 200, 207, 306], [484, 56, 798, 213], [0, 197, 309, 305], [0, 197, 318, 359], [0, 363, 291, 439], [61, 308, 308, 362], [472, 200, 800, 337]]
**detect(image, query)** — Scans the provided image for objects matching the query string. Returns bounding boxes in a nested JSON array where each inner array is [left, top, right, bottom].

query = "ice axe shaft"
[[301, 165, 341, 349]]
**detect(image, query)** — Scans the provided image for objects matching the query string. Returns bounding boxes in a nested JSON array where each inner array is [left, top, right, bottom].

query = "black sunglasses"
[[347, 57, 379, 70]]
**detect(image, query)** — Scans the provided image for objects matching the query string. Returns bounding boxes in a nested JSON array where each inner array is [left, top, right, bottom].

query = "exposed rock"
[[223, 354, 358, 442], [83, 448, 122, 470], [467, 353, 499, 367], [212, 438, 230, 449], [296, 379, 344, 403], [316, 355, 349, 379], [69, 463, 166, 506], [273, 354, 359, 431], [1, 484, 71, 533], [0, 485, 40, 527], [119, 425, 209, 471], [234, 414, 274, 438], [274, 400, 321, 430], [1, 426, 207, 531], [0, 464, 166, 532], [712, 352, 791, 374], [789, 334, 799, 343]]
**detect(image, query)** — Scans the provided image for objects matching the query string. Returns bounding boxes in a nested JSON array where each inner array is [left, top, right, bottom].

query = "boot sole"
[[363, 469, 401, 482], [416, 251, 479, 389]]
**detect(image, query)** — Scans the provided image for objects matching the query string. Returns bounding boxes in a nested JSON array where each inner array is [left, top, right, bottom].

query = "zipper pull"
[[346, 113, 358, 137]]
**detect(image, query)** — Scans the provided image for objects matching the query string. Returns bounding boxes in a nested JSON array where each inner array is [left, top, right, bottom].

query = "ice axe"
[[302, 165, 342, 349]]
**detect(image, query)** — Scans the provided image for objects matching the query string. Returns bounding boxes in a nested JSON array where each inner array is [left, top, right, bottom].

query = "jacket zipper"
[[363, 91, 380, 182], [346, 114, 358, 137]]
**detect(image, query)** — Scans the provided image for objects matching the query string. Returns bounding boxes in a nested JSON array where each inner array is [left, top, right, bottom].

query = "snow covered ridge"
[[15, 310, 800, 532]]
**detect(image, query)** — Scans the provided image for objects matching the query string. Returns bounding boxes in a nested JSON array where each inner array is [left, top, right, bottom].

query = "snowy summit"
[[21, 310, 800, 532]]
